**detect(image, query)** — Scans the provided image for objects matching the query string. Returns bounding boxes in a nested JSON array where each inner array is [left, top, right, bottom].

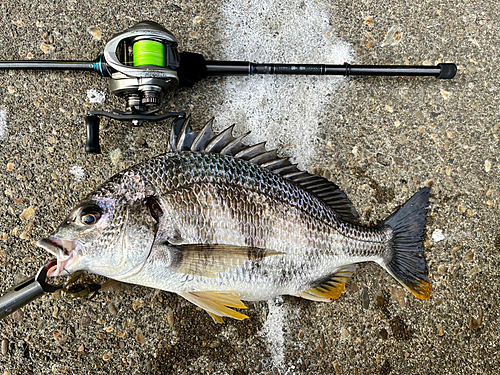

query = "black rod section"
[[205, 61, 457, 79], [0, 60, 96, 70]]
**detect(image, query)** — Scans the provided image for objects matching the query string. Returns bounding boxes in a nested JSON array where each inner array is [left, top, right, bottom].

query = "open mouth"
[[36, 237, 79, 277]]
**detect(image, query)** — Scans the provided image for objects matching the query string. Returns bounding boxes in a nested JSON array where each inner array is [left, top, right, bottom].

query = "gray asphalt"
[[0, 1, 498, 374]]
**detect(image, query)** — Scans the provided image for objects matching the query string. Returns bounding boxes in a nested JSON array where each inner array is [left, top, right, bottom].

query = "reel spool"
[[103, 21, 180, 111]]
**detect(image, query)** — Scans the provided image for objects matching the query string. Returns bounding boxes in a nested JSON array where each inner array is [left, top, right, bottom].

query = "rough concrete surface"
[[0, 1, 498, 374]]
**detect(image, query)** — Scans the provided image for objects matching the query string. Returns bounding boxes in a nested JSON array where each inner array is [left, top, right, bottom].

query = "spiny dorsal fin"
[[205, 124, 237, 154], [175, 116, 198, 151], [191, 118, 216, 152], [168, 117, 359, 222], [293, 264, 358, 302], [220, 132, 251, 156]]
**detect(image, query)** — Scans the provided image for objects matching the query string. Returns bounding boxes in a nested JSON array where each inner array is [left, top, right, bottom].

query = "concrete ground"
[[0, 1, 498, 374]]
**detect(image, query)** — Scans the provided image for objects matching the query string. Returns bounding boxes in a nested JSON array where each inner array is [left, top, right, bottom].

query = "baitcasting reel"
[[0, 21, 457, 153]]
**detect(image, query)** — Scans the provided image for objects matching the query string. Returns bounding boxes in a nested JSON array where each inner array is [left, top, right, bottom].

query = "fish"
[[37, 117, 431, 323]]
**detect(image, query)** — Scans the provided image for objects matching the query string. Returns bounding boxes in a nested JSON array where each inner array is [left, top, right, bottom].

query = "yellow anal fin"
[[180, 291, 249, 323], [294, 264, 358, 302]]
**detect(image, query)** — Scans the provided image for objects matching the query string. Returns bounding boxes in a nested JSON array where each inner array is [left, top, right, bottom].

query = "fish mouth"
[[36, 238, 80, 277]]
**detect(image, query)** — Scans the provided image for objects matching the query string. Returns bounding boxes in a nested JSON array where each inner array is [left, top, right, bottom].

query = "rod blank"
[[205, 61, 457, 79], [0, 61, 96, 71]]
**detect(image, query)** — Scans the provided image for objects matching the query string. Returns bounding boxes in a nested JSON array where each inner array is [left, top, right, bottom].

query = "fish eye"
[[79, 206, 101, 226]]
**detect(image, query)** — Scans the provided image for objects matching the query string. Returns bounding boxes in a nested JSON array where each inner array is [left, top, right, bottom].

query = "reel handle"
[[85, 115, 101, 154]]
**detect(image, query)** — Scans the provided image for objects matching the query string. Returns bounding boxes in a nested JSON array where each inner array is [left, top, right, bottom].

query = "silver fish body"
[[38, 118, 431, 322]]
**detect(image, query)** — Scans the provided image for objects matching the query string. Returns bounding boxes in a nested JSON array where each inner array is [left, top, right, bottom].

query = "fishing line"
[[133, 40, 165, 67]]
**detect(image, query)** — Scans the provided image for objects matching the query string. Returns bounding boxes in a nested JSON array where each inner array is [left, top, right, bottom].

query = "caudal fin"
[[380, 187, 431, 300]]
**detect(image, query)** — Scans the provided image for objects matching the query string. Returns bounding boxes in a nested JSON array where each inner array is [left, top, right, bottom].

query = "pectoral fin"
[[180, 291, 249, 323], [170, 244, 283, 278], [294, 264, 358, 302]]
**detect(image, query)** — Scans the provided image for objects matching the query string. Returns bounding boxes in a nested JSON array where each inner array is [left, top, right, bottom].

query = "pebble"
[[80, 316, 91, 328], [136, 328, 146, 344], [87, 27, 102, 40], [432, 229, 445, 243], [108, 303, 118, 315], [375, 292, 387, 309], [1, 339, 8, 355], [379, 329, 388, 340], [167, 312, 175, 327], [436, 324, 445, 337], [40, 43, 53, 54], [103, 353, 111, 361], [109, 149, 122, 166], [78, 344, 85, 352], [469, 317, 480, 330], [469, 309, 483, 330], [209, 341, 220, 348], [11, 309, 23, 322], [390, 288, 406, 307], [361, 288, 370, 309], [484, 160, 492, 172], [340, 327, 349, 341], [440, 89, 451, 99], [466, 266, 479, 277], [132, 299, 143, 311], [381, 26, 402, 46]]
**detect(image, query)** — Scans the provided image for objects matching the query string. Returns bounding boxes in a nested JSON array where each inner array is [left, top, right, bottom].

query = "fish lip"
[[37, 238, 64, 256], [36, 238, 77, 256], [36, 237, 79, 277]]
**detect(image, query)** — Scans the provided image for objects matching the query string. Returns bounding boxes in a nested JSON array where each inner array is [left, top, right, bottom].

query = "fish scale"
[[38, 118, 431, 322]]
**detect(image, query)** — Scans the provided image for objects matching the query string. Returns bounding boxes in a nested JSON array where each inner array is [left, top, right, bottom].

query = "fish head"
[[37, 180, 159, 280]]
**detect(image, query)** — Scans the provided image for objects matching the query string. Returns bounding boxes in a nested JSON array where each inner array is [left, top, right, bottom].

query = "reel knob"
[[85, 115, 101, 154]]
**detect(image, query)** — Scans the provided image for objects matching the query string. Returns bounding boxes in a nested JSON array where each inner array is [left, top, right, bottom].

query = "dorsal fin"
[[191, 118, 216, 152], [220, 132, 251, 156], [205, 125, 237, 154], [168, 117, 359, 222]]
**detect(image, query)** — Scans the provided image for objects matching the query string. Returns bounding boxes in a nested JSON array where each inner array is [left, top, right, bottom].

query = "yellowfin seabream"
[[38, 118, 431, 323]]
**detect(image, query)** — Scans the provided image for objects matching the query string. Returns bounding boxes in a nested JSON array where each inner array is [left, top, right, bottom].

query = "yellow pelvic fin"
[[180, 291, 249, 323], [171, 244, 283, 278], [294, 264, 358, 302]]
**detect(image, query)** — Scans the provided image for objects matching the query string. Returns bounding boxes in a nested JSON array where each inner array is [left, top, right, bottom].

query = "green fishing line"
[[133, 40, 165, 67]]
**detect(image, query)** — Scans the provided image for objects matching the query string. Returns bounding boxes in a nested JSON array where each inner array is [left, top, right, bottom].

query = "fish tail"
[[379, 187, 431, 300]]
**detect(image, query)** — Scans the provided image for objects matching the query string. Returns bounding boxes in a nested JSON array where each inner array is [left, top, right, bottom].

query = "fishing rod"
[[0, 21, 457, 153]]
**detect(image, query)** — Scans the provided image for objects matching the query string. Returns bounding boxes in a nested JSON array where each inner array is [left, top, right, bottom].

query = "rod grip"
[[437, 63, 457, 79], [85, 115, 101, 154]]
